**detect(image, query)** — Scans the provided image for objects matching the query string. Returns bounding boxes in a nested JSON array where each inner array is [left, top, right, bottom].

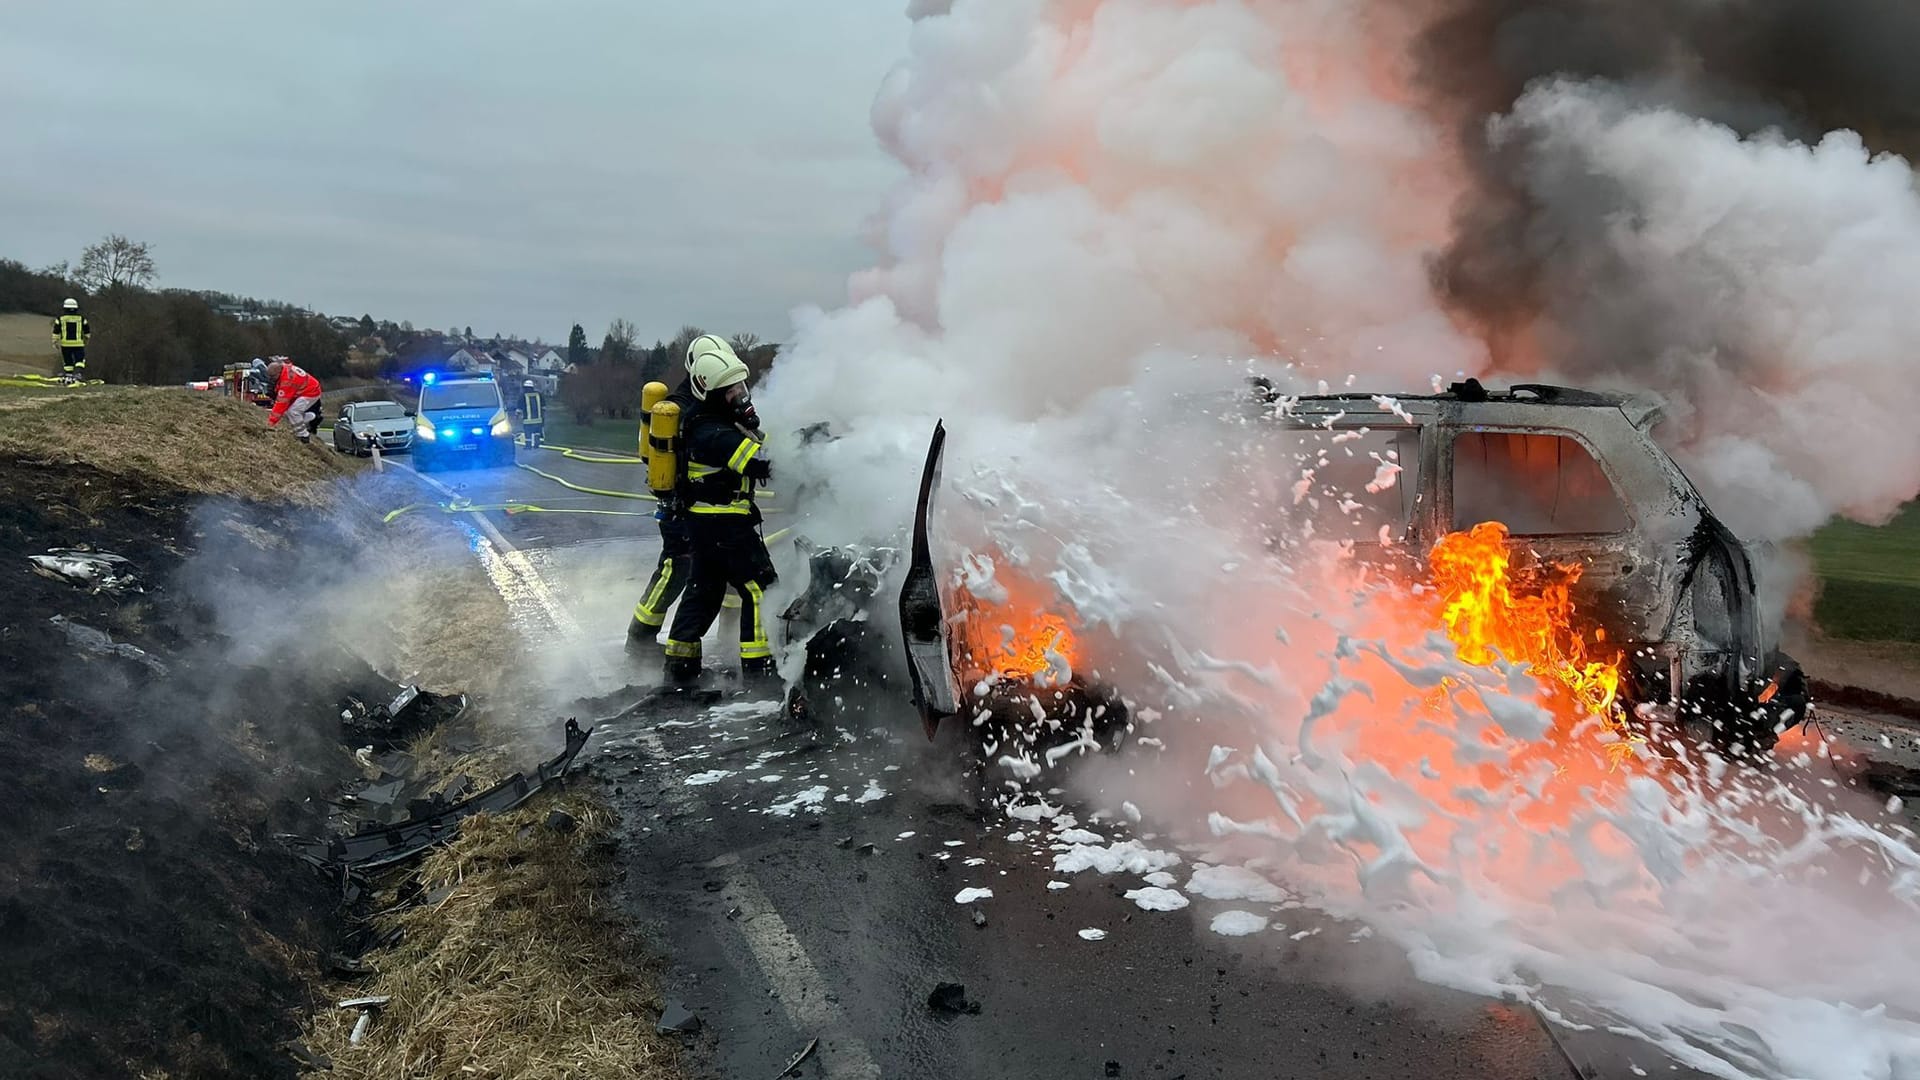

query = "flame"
[[1427, 520, 1628, 740], [953, 569, 1079, 688]]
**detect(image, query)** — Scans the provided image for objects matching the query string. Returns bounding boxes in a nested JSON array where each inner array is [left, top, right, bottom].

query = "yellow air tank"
[[639, 381, 669, 461], [646, 401, 681, 495]]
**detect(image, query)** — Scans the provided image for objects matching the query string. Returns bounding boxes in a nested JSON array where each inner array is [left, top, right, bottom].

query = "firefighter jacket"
[[678, 407, 769, 520], [266, 363, 323, 425], [52, 314, 89, 347], [521, 390, 544, 425]]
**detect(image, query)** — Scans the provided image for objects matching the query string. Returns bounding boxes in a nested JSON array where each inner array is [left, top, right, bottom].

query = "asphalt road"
[[395, 440, 1920, 1080]]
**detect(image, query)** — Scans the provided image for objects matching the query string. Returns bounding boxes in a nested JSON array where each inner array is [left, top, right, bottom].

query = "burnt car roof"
[[1259, 378, 1665, 430]]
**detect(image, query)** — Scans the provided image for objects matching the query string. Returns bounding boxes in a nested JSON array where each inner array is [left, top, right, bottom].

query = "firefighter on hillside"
[[660, 336, 777, 687], [51, 298, 89, 380], [262, 359, 324, 442], [518, 379, 546, 448]]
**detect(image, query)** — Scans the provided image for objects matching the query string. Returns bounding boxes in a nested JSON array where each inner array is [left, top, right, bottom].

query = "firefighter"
[[628, 374, 701, 648], [661, 335, 776, 686], [519, 379, 546, 448], [50, 298, 89, 380], [262, 359, 324, 442]]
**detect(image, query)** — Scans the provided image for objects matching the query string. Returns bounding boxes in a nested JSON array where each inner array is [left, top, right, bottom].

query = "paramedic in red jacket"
[[262, 359, 323, 441]]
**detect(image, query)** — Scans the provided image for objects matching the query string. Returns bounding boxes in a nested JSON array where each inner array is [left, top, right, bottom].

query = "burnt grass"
[[0, 460, 397, 1079]]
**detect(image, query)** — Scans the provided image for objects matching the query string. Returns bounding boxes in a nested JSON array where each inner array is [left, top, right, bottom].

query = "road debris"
[[954, 887, 993, 904], [29, 549, 136, 591], [971, 908, 988, 928], [338, 684, 467, 750], [47, 615, 168, 675], [927, 982, 979, 1015], [1078, 928, 1108, 941], [773, 1037, 819, 1078], [656, 999, 702, 1035], [284, 718, 592, 872], [338, 995, 390, 1046]]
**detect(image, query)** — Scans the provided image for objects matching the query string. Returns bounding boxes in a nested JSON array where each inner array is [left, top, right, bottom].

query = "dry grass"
[[0, 386, 359, 504], [304, 795, 681, 1080], [0, 312, 56, 374]]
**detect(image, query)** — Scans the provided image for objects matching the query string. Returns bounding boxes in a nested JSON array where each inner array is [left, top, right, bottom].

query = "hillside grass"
[[0, 311, 55, 375], [0, 384, 359, 503]]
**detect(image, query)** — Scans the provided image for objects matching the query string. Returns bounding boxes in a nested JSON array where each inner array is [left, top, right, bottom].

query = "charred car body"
[[1249, 379, 1807, 752]]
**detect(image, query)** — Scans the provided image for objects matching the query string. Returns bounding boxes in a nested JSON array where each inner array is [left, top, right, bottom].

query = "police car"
[[410, 372, 516, 470]]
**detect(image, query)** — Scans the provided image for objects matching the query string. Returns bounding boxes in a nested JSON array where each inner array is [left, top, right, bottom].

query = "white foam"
[[954, 888, 994, 904], [768, 786, 829, 817], [1187, 865, 1288, 904], [1053, 840, 1182, 876], [1123, 886, 1189, 912], [1210, 911, 1270, 937]]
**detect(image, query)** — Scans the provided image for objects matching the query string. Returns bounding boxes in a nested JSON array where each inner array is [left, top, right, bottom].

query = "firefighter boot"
[[740, 656, 780, 697], [626, 617, 662, 652], [662, 653, 702, 687]]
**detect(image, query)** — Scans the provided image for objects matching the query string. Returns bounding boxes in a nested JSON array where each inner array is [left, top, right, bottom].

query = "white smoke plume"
[[1481, 79, 1920, 541]]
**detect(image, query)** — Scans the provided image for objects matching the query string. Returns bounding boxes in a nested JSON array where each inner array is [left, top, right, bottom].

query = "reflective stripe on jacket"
[[680, 412, 762, 516], [52, 314, 88, 346]]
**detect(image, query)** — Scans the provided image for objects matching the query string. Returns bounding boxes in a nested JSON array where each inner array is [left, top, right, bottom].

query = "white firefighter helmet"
[[62, 298, 79, 311], [523, 378, 536, 389], [686, 335, 748, 400]]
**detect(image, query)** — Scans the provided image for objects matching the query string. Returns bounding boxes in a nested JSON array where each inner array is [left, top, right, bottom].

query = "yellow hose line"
[[514, 461, 781, 509], [523, 438, 645, 464], [514, 462, 656, 500]]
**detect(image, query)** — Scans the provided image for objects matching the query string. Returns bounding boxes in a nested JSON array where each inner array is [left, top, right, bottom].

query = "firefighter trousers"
[[631, 513, 694, 631], [60, 347, 85, 375], [664, 517, 777, 664]]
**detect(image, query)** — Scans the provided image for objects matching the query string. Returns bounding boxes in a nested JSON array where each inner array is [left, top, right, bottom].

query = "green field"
[[1810, 502, 1920, 641], [539, 413, 640, 454]]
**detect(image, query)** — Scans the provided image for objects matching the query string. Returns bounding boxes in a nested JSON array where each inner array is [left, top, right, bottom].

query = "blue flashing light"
[[469, 426, 484, 435], [441, 427, 457, 438], [422, 371, 439, 385]]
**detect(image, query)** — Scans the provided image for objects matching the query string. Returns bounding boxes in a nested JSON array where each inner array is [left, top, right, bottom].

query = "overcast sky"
[[2, 1, 908, 345]]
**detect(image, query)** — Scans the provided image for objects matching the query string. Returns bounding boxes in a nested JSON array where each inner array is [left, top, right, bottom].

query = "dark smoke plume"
[[1408, 0, 1920, 543]]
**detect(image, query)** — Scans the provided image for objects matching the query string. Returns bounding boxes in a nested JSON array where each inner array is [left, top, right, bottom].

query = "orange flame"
[[954, 571, 1080, 687], [1427, 520, 1627, 737]]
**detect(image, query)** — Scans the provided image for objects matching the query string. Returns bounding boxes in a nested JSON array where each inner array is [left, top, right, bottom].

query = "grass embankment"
[[3, 384, 682, 1079], [302, 792, 679, 1080], [0, 385, 353, 504], [1809, 502, 1920, 642]]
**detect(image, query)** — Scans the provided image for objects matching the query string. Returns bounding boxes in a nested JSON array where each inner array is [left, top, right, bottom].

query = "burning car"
[[1244, 378, 1808, 753], [890, 380, 1807, 762]]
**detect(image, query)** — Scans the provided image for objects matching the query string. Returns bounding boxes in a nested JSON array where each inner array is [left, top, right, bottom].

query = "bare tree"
[[728, 331, 762, 354], [602, 318, 640, 366], [667, 324, 707, 361], [75, 234, 157, 291]]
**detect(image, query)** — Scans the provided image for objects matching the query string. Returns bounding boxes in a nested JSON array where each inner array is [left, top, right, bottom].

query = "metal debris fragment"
[[48, 615, 168, 675], [773, 1037, 819, 1078], [29, 549, 136, 592], [282, 719, 592, 872]]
